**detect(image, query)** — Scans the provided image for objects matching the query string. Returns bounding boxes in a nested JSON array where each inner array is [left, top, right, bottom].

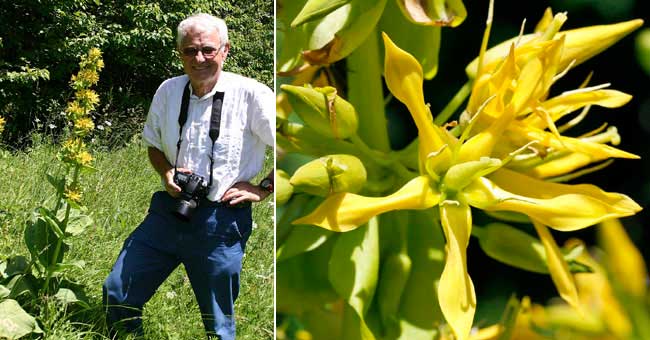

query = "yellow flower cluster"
[[76, 150, 93, 167], [66, 101, 85, 120], [64, 187, 82, 204], [71, 69, 100, 88], [74, 117, 95, 135], [75, 89, 100, 110], [58, 138, 92, 168]]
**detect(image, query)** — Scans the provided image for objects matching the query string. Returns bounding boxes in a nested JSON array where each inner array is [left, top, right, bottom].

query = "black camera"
[[172, 172, 209, 221]]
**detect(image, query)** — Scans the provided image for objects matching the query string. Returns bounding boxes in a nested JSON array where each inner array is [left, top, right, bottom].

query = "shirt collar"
[[187, 72, 230, 101]]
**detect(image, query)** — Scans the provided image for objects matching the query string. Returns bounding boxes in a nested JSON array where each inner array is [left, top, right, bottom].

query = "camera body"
[[173, 171, 209, 221]]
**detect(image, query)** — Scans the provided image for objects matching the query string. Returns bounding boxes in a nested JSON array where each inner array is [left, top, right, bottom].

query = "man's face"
[[179, 25, 229, 86]]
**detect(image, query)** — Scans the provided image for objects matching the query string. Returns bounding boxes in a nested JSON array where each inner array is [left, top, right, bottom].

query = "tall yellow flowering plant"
[[0, 48, 103, 339], [277, 1, 643, 339]]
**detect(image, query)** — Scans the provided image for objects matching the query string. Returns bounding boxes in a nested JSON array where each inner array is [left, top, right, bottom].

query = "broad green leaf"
[[277, 225, 332, 262], [0, 256, 29, 278], [291, 0, 349, 27], [55, 288, 80, 304], [276, 237, 339, 315], [474, 223, 548, 274], [37, 207, 64, 238], [52, 260, 85, 273], [328, 219, 380, 340], [5, 275, 35, 299], [277, 0, 316, 73], [0, 299, 43, 339], [46, 173, 64, 193], [66, 210, 94, 236], [302, 0, 388, 65], [379, 0, 441, 79], [0, 285, 9, 299], [393, 210, 444, 340], [24, 217, 62, 268]]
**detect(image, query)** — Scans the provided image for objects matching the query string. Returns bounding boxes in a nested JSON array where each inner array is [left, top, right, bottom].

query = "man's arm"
[[148, 147, 188, 198], [221, 170, 273, 205]]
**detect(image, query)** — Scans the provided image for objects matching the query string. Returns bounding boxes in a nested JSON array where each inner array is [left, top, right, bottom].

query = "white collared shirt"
[[142, 72, 274, 201]]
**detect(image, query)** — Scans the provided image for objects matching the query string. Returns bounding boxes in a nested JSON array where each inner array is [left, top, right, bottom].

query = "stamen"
[[534, 107, 564, 146], [459, 95, 496, 144], [552, 59, 576, 83], [515, 19, 527, 46], [577, 122, 608, 138], [502, 141, 539, 165], [581, 126, 621, 145], [558, 105, 591, 133]]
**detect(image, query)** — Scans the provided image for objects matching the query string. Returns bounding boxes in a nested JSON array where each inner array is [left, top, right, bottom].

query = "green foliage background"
[[0, 0, 273, 147]]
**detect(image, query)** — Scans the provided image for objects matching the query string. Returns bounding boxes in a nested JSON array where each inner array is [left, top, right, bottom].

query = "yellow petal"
[[466, 19, 644, 77], [526, 89, 633, 128], [559, 19, 644, 69], [438, 201, 476, 340], [521, 152, 595, 178], [463, 169, 642, 231], [598, 219, 648, 297], [532, 221, 581, 310], [293, 176, 440, 232], [383, 32, 451, 168]]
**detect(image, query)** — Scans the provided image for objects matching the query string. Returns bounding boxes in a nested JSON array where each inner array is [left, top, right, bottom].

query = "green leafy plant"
[[0, 48, 102, 339]]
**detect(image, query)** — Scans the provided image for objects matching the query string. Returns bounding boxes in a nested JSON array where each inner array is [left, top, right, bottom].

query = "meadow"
[[0, 136, 274, 339]]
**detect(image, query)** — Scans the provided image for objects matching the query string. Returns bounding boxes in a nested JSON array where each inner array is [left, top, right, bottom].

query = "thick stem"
[[347, 30, 390, 152]]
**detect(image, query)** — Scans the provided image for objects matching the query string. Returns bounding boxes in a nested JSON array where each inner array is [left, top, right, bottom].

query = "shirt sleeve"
[[250, 83, 275, 147], [142, 83, 166, 151]]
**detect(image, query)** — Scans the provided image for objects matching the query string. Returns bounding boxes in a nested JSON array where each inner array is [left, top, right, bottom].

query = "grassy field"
[[0, 136, 274, 339]]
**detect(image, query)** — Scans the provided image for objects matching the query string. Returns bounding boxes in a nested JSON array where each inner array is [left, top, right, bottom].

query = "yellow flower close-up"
[[291, 7, 643, 340]]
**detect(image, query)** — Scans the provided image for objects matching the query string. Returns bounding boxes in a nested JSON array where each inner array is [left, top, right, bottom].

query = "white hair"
[[176, 13, 229, 49]]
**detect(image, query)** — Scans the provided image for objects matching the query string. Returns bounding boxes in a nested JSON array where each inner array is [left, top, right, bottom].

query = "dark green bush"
[[0, 0, 273, 148]]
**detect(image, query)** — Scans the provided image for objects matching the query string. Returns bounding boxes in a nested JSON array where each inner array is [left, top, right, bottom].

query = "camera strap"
[[174, 80, 225, 189]]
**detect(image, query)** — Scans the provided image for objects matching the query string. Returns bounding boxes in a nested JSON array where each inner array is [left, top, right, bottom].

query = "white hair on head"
[[176, 13, 229, 49]]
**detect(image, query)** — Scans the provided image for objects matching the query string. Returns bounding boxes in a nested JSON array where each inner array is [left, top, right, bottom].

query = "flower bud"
[[395, 0, 466, 27], [290, 154, 367, 196], [276, 170, 294, 206], [636, 28, 650, 75], [442, 157, 501, 193], [281, 85, 358, 139]]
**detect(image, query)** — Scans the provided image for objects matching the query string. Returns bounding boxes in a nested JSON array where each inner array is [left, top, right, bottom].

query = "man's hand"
[[163, 168, 192, 198], [221, 181, 270, 205]]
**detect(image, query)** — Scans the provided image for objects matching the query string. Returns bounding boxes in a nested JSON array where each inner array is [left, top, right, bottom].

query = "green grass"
[[0, 137, 274, 339]]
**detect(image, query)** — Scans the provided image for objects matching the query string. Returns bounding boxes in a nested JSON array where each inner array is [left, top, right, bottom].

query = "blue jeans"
[[103, 191, 252, 339]]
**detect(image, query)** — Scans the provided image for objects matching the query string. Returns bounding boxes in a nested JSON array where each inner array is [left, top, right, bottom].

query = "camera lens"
[[173, 199, 197, 221]]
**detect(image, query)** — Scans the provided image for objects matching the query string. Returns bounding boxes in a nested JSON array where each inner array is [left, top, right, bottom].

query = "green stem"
[[43, 163, 80, 293], [433, 80, 472, 126], [348, 29, 390, 152], [350, 134, 416, 180]]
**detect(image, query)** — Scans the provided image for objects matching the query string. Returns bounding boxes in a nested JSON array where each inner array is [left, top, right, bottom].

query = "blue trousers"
[[103, 191, 252, 339]]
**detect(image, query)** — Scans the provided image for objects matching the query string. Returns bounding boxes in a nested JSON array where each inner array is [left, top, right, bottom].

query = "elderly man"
[[103, 13, 273, 339]]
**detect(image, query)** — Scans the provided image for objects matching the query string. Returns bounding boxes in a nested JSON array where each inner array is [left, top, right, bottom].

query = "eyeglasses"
[[181, 46, 221, 58]]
